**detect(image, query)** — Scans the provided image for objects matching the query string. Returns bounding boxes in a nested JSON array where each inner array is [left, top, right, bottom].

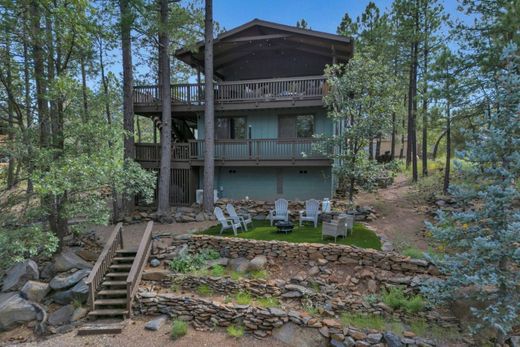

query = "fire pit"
[[275, 221, 294, 234]]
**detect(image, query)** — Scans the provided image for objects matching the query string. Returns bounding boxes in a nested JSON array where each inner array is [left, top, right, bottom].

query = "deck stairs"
[[78, 222, 153, 335]]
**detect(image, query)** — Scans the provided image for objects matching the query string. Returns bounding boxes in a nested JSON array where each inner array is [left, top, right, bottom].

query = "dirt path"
[[9, 319, 290, 347], [357, 174, 429, 250]]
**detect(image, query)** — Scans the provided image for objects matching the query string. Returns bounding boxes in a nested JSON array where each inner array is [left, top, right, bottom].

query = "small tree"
[[321, 54, 401, 202], [423, 45, 520, 342]]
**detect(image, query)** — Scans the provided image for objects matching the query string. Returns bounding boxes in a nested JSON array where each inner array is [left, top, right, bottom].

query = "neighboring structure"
[[133, 19, 353, 204]]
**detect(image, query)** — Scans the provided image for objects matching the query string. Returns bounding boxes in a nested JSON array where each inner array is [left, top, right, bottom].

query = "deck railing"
[[133, 76, 326, 106], [126, 221, 153, 315], [135, 138, 328, 162], [85, 223, 123, 310]]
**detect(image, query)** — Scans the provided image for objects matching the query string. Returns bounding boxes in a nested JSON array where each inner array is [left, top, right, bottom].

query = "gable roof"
[[175, 18, 353, 79]]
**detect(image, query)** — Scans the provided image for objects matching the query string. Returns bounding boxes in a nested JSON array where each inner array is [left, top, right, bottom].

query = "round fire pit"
[[275, 221, 294, 234]]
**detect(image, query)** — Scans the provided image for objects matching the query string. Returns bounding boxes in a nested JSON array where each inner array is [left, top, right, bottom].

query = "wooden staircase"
[[80, 222, 153, 335]]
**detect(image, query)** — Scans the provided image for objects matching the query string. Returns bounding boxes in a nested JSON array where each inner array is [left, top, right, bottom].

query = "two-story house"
[[133, 19, 353, 205]]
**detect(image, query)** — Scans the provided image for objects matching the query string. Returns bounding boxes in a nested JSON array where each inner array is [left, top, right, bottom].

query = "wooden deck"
[[133, 76, 327, 114], [135, 138, 331, 167]]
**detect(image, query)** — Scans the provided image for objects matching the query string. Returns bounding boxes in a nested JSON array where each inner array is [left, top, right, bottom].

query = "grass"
[[200, 220, 381, 250], [230, 271, 243, 280], [340, 313, 386, 330], [249, 269, 268, 279], [171, 320, 188, 339], [256, 297, 280, 308], [227, 325, 244, 338], [196, 284, 214, 297], [402, 247, 425, 259], [381, 287, 426, 313], [210, 265, 226, 277], [235, 291, 252, 305]]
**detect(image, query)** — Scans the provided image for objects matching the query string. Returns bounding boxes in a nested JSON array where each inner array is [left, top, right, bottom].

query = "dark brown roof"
[[175, 18, 353, 80]]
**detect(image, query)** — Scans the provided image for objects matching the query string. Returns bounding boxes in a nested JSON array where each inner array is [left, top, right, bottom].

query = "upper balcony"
[[133, 75, 327, 114]]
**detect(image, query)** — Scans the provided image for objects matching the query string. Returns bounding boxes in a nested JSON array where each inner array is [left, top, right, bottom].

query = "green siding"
[[200, 166, 332, 201]]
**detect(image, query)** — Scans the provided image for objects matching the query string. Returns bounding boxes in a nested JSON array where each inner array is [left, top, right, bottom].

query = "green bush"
[[168, 248, 220, 274], [381, 287, 425, 313], [210, 265, 225, 277], [249, 269, 268, 279], [200, 248, 220, 260], [230, 271, 243, 280], [227, 325, 244, 338], [196, 284, 213, 297], [235, 291, 252, 305], [171, 320, 187, 339]]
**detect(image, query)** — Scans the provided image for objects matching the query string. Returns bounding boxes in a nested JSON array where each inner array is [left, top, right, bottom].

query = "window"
[[216, 117, 246, 139], [278, 114, 314, 138]]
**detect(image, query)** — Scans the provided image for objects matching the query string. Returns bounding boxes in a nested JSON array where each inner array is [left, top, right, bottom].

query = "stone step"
[[77, 322, 124, 335], [110, 264, 132, 270], [101, 280, 126, 287], [94, 298, 127, 306], [97, 289, 127, 297], [87, 309, 128, 317], [105, 272, 129, 278]]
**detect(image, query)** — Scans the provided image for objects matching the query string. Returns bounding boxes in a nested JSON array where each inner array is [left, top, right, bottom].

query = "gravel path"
[[12, 319, 291, 347]]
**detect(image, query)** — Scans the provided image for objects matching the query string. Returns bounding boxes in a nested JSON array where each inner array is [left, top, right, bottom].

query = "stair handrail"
[[126, 221, 154, 315], [85, 222, 124, 310]]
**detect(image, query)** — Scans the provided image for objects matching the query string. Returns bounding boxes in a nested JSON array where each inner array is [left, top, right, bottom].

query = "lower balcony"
[[135, 138, 331, 167]]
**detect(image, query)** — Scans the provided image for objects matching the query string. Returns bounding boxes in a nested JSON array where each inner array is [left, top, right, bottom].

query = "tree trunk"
[[120, 0, 135, 214], [23, 18, 33, 193], [390, 112, 396, 159], [375, 135, 381, 159], [432, 129, 446, 160], [410, 3, 419, 182], [80, 55, 88, 121], [406, 43, 414, 169], [443, 75, 451, 193], [203, 0, 215, 213], [5, 31, 15, 189], [156, 0, 173, 221], [368, 138, 374, 160], [421, 14, 429, 177]]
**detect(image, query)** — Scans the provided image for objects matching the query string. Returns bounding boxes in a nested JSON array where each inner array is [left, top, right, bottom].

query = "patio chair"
[[322, 216, 347, 242], [226, 203, 253, 231], [214, 207, 242, 236], [299, 199, 320, 228], [338, 213, 355, 236], [268, 199, 290, 226]]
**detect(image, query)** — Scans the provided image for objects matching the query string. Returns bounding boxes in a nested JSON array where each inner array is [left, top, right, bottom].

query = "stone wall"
[[134, 291, 441, 346], [163, 235, 437, 276]]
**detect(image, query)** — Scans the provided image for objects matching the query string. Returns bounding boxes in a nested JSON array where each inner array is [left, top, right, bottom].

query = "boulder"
[[228, 257, 249, 273], [149, 258, 161, 267], [54, 249, 92, 272], [0, 293, 37, 331], [247, 255, 267, 272], [48, 304, 75, 326], [272, 322, 328, 347], [144, 315, 168, 331], [20, 281, 50, 303], [49, 269, 90, 290], [383, 332, 403, 347], [2, 260, 39, 292], [52, 279, 89, 305], [208, 257, 229, 268], [195, 212, 206, 222], [71, 307, 89, 322], [142, 269, 170, 281], [40, 262, 56, 280], [76, 249, 98, 262]]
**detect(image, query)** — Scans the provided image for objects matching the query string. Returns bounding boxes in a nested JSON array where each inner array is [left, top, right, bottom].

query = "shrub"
[[171, 320, 187, 339], [249, 269, 268, 279], [235, 291, 252, 305], [402, 247, 425, 259], [256, 297, 280, 308], [363, 294, 379, 305], [381, 287, 425, 313], [340, 313, 385, 330], [210, 265, 225, 277], [200, 248, 220, 260], [227, 325, 244, 338], [168, 248, 220, 274], [402, 295, 425, 313], [196, 284, 213, 297], [230, 271, 242, 280]]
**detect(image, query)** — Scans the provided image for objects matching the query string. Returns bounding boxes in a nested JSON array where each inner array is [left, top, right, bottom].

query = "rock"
[[367, 279, 377, 293], [195, 212, 206, 222], [285, 284, 314, 296], [142, 269, 170, 281], [343, 336, 356, 347], [52, 279, 88, 305], [71, 307, 88, 322], [208, 258, 229, 267], [383, 332, 403, 347], [318, 326, 329, 337], [76, 249, 98, 262], [403, 331, 416, 338], [272, 322, 328, 347], [281, 291, 302, 298], [322, 319, 341, 329], [317, 258, 328, 265], [40, 262, 56, 280], [150, 258, 161, 267], [247, 255, 267, 271], [330, 338, 347, 347], [0, 293, 37, 331], [350, 330, 367, 340], [20, 281, 50, 303], [54, 249, 92, 272], [509, 336, 520, 347], [367, 333, 383, 343], [48, 304, 75, 326], [49, 269, 90, 290], [144, 315, 168, 331], [2, 260, 39, 292], [308, 266, 320, 276], [228, 257, 249, 273]]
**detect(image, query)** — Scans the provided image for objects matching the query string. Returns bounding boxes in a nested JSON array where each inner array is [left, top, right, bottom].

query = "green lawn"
[[199, 220, 381, 250]]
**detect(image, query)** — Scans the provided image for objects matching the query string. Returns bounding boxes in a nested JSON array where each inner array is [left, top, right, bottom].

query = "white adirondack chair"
[[338, 213, 355, 236], [214, 207, 242, 236], [299, 199, 320, 228], [322, 216, 347, 242], [268, 199, 290, 226], [226, 203, 252, 231]]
